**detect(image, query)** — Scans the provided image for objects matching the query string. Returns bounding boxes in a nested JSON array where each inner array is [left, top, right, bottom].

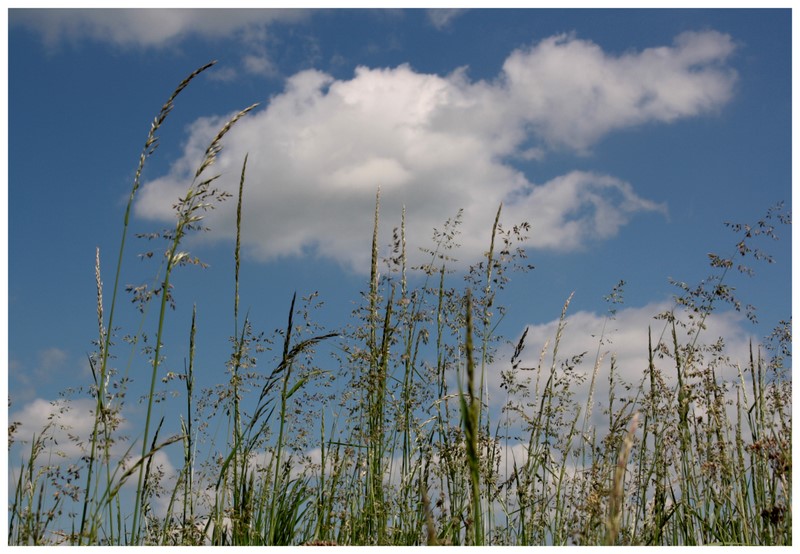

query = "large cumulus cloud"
[[134, 31, 736, 272]]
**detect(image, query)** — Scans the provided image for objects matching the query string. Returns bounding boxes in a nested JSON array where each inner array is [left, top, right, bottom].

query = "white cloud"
[[11, 8, 309, 48], [8, 396, 183, 520], [10, 397, 102, 459], [501, 31, 737, 150], [484, 299, 756, 433], [134, 31, 735, 273]]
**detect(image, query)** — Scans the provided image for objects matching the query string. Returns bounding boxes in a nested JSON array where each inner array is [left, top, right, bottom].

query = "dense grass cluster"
[[8, 62, 792, 546]]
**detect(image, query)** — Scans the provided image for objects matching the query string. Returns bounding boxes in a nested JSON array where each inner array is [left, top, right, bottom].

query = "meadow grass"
[[7, 63, 792, 546]]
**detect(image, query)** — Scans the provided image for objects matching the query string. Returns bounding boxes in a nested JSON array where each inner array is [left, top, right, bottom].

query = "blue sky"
[[4, 5, 793, 516]]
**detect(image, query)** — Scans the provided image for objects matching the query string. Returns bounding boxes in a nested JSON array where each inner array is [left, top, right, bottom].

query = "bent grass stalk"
[[78, 61, 216, 545]]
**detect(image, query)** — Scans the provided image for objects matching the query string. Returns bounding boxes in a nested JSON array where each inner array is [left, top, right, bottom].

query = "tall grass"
[[8, 65, 792, 546]]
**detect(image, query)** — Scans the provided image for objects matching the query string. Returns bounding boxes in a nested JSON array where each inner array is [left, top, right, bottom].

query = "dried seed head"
[[95, 247, 105, 348]]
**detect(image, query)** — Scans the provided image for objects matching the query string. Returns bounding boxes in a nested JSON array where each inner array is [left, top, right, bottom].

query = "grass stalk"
[[130, 102, 258, 543], [460, 289, 483, 545]]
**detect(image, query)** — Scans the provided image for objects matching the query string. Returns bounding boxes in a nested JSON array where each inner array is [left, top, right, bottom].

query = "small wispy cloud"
[[11, 8, 310, 49], [10, 347, 76, 402], [134, 30, 733, 273], [427, 8, 468, 30], [38, 347, 68, 371], [206, 66, 239, 82], [243, 53, 279, 77]]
